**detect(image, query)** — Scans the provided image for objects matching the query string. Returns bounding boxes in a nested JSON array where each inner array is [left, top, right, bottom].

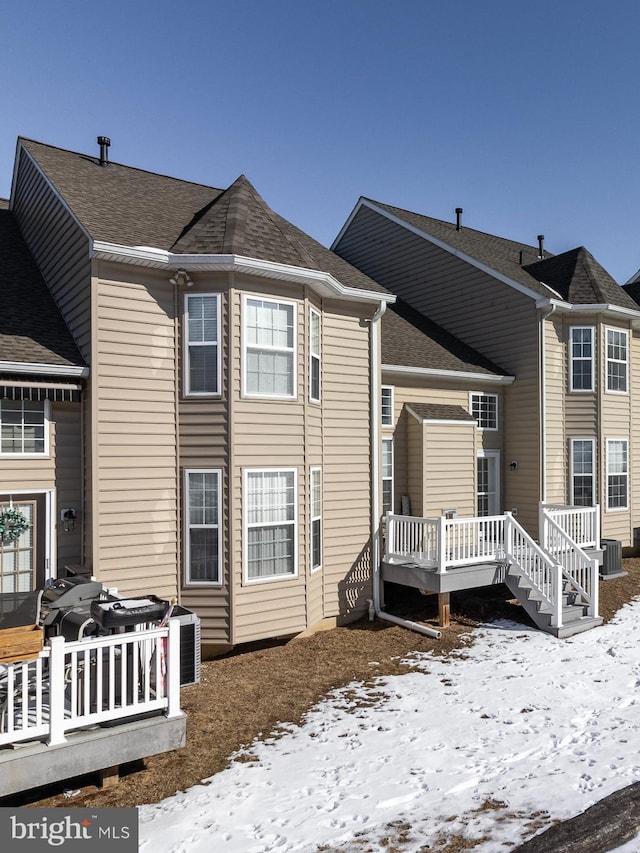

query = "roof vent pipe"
[[519, 250, 524, 265], [455, 207, 463, 231], [97, 136, 111, 166], [537, 234, 545, 259]]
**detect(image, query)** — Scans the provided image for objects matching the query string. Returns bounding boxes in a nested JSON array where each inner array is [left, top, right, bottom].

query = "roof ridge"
[[19, 137, 223, 194], [365, 197, 546, 253]]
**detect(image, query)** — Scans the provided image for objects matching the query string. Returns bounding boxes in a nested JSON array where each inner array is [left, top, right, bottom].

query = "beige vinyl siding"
[[322, 301, 372, 622], [228, 282, 372, 643], [405, 411, 423, 516], [338, 205, 540, 532], [631, 329, 640, 550], [600, 320, 633, 545], [544, 317, 566, 505], [92, 264, 178, 599], [179, 281, 230, 643], [12, 148, 91, 360], [423, 422, 476, 518], [384, 380, 504, 519], [230, 283, 307, 643]]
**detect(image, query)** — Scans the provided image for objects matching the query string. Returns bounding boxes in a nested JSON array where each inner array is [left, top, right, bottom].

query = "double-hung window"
[[309, 308, 321, 403], [470, 393, 498, 430], [382, 438, 394, 515], [244, 297, 296, 397], [310, 467, 322, 572], [381, 386, 394, 426], [606, 439, 628, 510], [185, 470, 222, 584], [245, 469, 297, 581], [570, 439, 595, 506], [0, 400, 48, 455], [606, 329, 628, 393], [569, 327, 594, 391], [185, 294, 221, 395]]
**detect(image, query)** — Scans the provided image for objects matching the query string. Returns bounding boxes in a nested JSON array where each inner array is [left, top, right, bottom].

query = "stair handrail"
[[505, 511, 564, 628], [540, 511, 599, 619]]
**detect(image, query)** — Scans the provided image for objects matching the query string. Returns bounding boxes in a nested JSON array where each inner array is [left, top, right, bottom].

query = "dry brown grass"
[[10, 559, 640, 814]]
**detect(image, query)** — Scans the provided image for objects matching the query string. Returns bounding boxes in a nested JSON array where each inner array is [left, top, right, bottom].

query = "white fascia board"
[[382, 364, 515, 385], [11, 143, 93, 243], [405, 405, 475, 426], [0, 362, 89, 378], [625, 269, 640, 286], [91, 241, 394, 306], [537, 298, 640, 323], [344, 199, 551, 303]]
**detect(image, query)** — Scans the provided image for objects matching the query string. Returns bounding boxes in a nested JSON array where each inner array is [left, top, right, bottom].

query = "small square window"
[[470, 393, 498, 430]]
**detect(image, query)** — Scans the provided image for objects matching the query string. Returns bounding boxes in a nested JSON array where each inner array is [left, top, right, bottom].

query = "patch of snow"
[[139, 601, 640, 852]]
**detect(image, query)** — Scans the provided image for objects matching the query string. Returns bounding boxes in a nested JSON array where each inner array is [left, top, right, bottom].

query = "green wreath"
[[0, 507, 30, 543]]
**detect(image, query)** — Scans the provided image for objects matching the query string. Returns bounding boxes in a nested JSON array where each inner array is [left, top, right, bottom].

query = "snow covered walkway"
[[139, 600, 640, 852]]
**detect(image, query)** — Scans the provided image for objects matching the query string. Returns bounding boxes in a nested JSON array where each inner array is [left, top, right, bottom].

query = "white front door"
[[477, 452, 500, 516]]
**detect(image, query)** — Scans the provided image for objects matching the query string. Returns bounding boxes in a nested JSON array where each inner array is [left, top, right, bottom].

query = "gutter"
[[383, 364, 515, 385], [91, 241, 394, 307], [369, 301, 442, 640], [0, 362, 89, 378]]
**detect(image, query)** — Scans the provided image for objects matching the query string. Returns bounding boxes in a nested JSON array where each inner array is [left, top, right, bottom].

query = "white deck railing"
[[385, 506, 603, 629], [0, 620, 181, 747], [540, 512, 599, 618], [540, 503, 600, 550], [385, 514, 504, 573], [504, 513, 563, 626]]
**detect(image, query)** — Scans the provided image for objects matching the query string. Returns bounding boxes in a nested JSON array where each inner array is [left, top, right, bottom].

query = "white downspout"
[[369, 301, 442, 640]]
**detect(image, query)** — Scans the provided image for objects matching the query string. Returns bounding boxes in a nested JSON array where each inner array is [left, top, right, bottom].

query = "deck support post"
[[438, 592, 450, 628], [98, 764, 120, 788]]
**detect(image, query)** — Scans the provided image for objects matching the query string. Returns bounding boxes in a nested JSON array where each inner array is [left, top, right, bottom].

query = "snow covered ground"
[[139, 600, 640, 852]]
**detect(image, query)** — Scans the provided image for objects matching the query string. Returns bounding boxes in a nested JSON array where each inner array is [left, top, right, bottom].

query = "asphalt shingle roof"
[[406, 402, 475, 422], [0, 209, 85, 368], [524, 248, 639, 309], [22, 140, 388, 295], [367, 200, 635, 309], [382, 300, 508, 377]]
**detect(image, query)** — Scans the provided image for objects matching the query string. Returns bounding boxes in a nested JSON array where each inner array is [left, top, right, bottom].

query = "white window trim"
[[606, 438, 629, 512], [242, 295, 297, 400], [569, 326, 595, 393], [570, 438, 596, 506], [184, 468, 223, 586], [310, 466, 322, 573], [0, 399, 50, 457], [184, 293, 222, 397], [469, 392, 498, 431], [381, 385, 394, 427], [382, 438, 394, 516], [309, 307, 321, 404], [243, 467, 298, 584], [605, 327, 629, 395]]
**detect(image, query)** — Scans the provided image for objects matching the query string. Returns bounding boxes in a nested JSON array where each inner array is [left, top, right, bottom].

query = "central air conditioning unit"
[[171, 606, 201, 686]]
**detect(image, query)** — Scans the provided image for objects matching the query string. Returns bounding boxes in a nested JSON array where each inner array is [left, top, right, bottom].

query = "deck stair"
[[384, 504, 603, 638], [504, 569, 603, 638]]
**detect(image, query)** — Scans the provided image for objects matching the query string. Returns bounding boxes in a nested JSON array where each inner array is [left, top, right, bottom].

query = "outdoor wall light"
[[509, 461, 518, 471], [61, 508, 77, 533], [169, 268, 193, 287]]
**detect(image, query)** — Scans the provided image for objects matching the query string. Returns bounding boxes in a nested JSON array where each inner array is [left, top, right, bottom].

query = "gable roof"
[[406, 402, 476, 423], [361, 199, 635, 309], [19, 139, 388, 296], [0, 208, 85, 369], [382, 300, 508, 378]]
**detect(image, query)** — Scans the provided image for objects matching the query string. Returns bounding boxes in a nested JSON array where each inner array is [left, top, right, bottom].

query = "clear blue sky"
[[2, 0, 640, 283]]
